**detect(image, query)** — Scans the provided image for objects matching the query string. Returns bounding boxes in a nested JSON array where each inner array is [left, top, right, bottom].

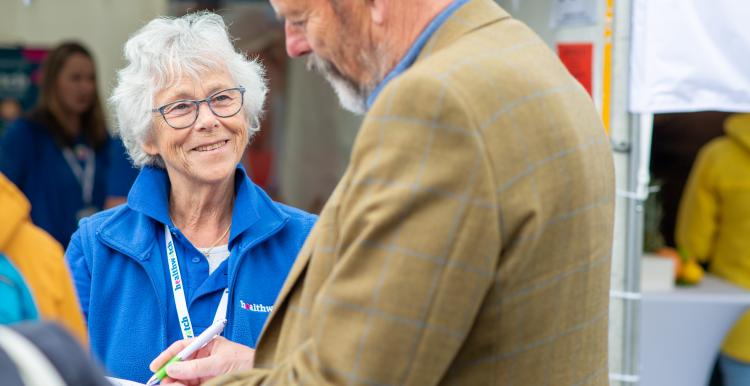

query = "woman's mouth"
[[193, 139, 229, 152]]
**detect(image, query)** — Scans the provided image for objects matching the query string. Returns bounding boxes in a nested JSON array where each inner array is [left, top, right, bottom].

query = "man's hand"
[[149, 336, 255, 386]]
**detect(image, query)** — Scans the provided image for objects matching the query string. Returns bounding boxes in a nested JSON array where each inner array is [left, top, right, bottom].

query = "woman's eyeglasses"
[[152, 86, 245, 129]]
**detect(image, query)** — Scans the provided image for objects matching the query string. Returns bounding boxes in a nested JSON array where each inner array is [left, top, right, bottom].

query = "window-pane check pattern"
[[207, 0, 615, 385]]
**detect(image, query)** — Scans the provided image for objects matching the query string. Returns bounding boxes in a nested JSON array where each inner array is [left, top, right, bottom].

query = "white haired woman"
[[65, 12, 316, 383]]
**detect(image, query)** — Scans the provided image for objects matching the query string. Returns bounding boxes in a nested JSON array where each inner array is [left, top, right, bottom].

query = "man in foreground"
[[155, 1, 615, 384]]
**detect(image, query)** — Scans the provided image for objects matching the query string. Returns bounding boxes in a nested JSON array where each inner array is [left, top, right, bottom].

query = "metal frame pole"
[[608, 1, 654, 384]]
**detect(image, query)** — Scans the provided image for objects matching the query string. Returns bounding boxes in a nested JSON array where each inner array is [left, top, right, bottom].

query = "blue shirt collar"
[[127, 165, 172, 226], [366, 0, 469, 109], [126, 164, 273, 246]]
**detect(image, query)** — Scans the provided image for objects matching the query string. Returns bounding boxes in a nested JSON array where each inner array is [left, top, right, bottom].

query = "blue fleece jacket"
[[0, 117, 110, 246], [65, 165, 316, 383]]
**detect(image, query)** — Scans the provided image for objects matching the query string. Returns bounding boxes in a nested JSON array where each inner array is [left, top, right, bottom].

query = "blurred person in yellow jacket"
[[0, 172, 87, 346], [676, 113, 750, 386]]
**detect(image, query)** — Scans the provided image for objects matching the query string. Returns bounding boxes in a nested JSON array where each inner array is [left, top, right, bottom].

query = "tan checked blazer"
[[209, 0, 614, 384]]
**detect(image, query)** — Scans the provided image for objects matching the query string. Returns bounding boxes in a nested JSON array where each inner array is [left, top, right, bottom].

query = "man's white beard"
[[307, 53, 368, 115]]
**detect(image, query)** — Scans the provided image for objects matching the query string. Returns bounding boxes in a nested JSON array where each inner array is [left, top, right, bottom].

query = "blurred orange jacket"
[[0, 172, 87, 346]]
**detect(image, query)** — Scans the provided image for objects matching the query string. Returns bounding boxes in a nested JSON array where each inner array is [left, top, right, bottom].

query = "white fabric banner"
[[630, 0, 750, 113]]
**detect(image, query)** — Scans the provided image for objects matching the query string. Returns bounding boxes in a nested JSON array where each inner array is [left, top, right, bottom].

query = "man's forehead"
[[269, 0, 309, 17], [270, 0, 322, 17], [268, 0, 282, 15]]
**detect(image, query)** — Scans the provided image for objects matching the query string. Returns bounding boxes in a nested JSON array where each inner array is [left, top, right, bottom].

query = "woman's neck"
[[55, 109, 81, 138], [168, 173, 235, 248]]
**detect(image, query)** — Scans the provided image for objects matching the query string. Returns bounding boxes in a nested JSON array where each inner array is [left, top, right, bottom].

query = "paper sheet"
[[107, 376, 146, 386]]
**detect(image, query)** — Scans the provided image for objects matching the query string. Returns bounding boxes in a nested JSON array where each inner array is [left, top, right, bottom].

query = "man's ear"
[[369, 0, 386, 25]]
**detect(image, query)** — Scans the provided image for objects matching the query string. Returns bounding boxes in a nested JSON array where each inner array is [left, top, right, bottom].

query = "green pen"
[[146, 319, 227, 386]]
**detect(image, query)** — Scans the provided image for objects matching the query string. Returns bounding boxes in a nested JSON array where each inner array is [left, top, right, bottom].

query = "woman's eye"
[[164, 102, 193, 115]]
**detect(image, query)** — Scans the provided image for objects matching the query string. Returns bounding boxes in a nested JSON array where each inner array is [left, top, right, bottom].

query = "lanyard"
[[61, 145, 95, 205], [164, 225, 229, 339]]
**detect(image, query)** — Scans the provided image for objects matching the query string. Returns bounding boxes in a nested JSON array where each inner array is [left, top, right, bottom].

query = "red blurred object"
[[557, 43, 593, 96], [246, 149, 272, 189]]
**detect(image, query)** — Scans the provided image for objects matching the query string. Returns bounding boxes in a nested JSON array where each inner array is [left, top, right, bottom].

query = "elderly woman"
[[65, 12, 316, 383]]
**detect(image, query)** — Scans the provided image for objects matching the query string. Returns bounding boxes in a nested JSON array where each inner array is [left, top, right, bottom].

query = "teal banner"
[[0, 46, 47, 111]]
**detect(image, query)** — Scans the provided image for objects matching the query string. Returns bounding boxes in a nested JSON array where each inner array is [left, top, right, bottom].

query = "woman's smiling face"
[[144, 69, 249, 187]]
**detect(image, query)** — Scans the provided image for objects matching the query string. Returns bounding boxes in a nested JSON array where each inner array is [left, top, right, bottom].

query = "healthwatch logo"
[[239, 300, 273, 313]]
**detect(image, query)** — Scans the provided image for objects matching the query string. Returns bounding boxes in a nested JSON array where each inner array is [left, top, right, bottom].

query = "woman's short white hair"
[[110, 11, 267, 168]]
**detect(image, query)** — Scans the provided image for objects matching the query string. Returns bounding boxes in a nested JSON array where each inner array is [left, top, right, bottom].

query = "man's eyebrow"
[[271, 4, 304, 21]]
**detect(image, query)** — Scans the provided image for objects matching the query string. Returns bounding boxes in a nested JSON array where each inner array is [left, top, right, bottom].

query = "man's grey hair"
[[110, 11, 267, 168]]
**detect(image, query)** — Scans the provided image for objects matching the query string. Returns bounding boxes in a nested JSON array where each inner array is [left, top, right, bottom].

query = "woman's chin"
[[202, 163, 237, 182], [178, 159, 237, 187]]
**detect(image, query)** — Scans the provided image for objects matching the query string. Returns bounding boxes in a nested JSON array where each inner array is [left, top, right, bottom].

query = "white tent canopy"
[[630, 0, 750, 113]]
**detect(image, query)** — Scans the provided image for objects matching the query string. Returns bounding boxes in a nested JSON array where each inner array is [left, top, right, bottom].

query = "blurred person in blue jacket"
[[0, 42, 121, 246], [0, 98, 22, 136], [64, 12, 315, 383], [0, 254, 37, 324], [104, 137, 139, 209]]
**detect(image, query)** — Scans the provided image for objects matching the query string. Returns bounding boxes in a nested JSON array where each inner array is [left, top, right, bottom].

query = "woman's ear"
[[141, 135, 159, 156]]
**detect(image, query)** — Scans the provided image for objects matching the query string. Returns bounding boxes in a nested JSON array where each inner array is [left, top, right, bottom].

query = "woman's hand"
[[149, 336, 255, 386]]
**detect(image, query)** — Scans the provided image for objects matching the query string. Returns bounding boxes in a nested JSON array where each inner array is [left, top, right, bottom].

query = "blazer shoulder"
[[370, 67, 476, 134]]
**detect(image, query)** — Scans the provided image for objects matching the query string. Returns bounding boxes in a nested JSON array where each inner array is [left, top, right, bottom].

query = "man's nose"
[[285, 22, 312, 57]]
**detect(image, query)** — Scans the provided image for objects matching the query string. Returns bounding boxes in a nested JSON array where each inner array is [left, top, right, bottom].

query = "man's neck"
[[384, 0, 456, 73]]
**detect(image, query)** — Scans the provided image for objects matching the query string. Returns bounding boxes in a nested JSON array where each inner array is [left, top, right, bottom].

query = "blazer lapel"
[[255, 225, 315, 342], [257, 167, 350, 344]]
